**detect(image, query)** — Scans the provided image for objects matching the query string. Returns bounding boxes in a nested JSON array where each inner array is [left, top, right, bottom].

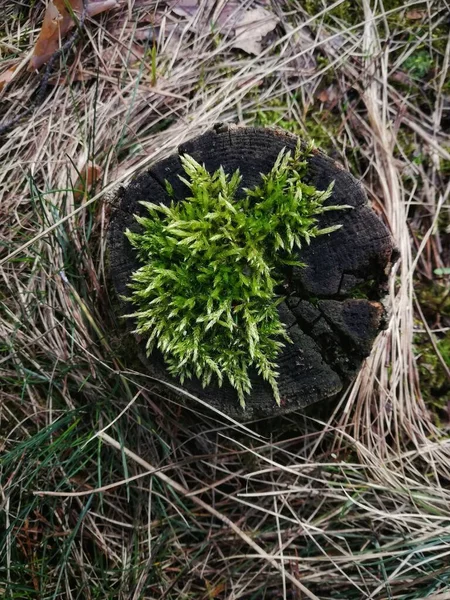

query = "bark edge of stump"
[[108, 125, 397, 420]]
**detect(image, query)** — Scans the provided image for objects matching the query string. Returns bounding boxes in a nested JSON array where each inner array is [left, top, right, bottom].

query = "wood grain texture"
[[108, 125, 396, 419]]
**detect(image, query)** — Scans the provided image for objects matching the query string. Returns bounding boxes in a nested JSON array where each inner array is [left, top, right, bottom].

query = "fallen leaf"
[[317, 85, 339, 104], [316, 89, 329, 103], [284, 23, 316, 75], [391, 70, 413, 86], [171, 0, 199, 19], [0, 66, 18, 91], [232, 7, 278, 55], [205, 580, 226, 598], [406, 9, 425, 20], [169, 0, 243, 30], [132, 21, 179, 42], [30, 1, 66, 70], [30, 0, 119, 70], [213, 1, 246, 29]]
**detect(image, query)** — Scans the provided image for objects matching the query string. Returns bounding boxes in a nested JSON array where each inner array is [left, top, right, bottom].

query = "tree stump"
[[108, 125, 397, 420]]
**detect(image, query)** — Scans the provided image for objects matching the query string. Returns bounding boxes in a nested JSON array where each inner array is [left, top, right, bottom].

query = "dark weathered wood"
[[108, 125, 396, 419]]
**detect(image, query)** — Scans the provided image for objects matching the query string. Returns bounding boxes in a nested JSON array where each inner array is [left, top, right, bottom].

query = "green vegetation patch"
[[125, 142, 348, 407], [403, 50, 434, 79]]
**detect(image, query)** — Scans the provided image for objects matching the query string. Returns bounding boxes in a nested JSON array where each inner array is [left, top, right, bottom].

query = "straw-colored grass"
[[1, 1, 449, 598]]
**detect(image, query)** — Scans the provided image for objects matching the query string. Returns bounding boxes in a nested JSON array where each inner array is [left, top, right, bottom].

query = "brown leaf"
[[232, 7, 278, 55], [30, 0, 118, 70], [29, 1, 67, 70], [73, 162, 102, 202], [316, 85, 339, 104], [406, 9, 425, 20], [391, 70, 413, 86], [316, 89, 328, 103], [206, 580, 226, 598], [0, 66, 17, 91]]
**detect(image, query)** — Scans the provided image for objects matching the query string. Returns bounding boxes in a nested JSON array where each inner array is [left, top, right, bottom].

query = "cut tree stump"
[[108, 125, 397, 420]]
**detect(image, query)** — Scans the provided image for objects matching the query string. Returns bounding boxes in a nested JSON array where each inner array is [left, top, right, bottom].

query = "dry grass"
[[1, 0, 450, 598]]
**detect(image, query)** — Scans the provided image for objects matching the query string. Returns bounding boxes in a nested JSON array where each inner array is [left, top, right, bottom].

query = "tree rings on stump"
[[108, 125, 397, 420]]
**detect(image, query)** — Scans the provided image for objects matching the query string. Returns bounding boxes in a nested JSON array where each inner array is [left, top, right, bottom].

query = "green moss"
[[247, 95, 343, 155], [404, 50, 434, 79], [250, 97, 302, 134], [302, 113, 343, 154], [302, 0, 364, 27]]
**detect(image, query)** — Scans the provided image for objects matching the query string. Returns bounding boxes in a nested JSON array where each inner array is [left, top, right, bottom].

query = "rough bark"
[[108, 125, 397, 419]]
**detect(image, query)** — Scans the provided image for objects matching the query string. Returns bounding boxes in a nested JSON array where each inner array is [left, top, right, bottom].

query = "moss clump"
[[248, 96, 343, 156], [403, 50, 434, 79], [125, 142, 349, 407]]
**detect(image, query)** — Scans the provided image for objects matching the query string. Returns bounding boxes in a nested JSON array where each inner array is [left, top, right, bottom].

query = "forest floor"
[[1, 1, 450, 598]]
